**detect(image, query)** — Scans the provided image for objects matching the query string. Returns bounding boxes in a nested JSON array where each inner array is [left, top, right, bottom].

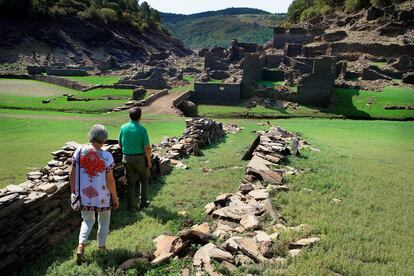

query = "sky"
[[143, 0, 293, 15]]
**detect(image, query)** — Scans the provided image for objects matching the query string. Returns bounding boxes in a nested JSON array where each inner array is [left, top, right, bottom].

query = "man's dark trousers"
[[123, 155, 149, 208]]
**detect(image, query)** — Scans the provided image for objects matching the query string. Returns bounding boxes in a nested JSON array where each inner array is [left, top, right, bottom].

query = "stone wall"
[[304, 42, 414, 59], [141, 89, 169, 106], [242, 53, 263, 81], [190, 83, 241, 105], [262, 69, 284, 82], [172, 91, 193, 107], [296, 56, 336, 107], [272, 27, 318, 49], [0, 118, 225, 273], [46, 69, 89, 77], [284, 43, 303, 57], [284, 56, 313, 74], [264, 54, 283, 69], [31, 75, 88, 90], [204, 52, 229, 71]]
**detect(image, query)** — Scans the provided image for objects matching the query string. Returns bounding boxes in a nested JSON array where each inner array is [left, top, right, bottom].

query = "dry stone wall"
[[191, 83, 241, 105], [132, 126, 320, 275], [0, 118, 225, 273], [31, 75, 88, 90]]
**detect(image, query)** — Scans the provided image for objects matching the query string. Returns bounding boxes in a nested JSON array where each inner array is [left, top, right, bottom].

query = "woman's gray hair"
[[88, 124, 108, 143]]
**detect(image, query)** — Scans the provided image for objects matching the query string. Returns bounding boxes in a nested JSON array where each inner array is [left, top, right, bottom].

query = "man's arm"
[[145, 144, 152, 169]]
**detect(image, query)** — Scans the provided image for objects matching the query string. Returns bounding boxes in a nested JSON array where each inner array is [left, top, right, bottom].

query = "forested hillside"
[[287, 0, 410, 23], [161, 8, 286, 49], [0, 0, 191, 67], [0, 0, 161, 30]]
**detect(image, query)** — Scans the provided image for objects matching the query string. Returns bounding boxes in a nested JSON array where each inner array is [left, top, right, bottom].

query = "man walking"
[[119, 107, 152, 211]]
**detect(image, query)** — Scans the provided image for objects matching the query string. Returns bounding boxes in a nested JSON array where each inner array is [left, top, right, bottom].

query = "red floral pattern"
[[80, 150, 106, 180], [82, 185, 99, 199]]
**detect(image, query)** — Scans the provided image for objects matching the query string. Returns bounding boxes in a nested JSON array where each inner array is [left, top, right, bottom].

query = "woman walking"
[[69, 124, 119, 264]]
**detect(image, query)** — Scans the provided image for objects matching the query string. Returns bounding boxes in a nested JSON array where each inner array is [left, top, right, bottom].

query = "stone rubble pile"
[[0, 118, 227, 273], [138, 126, 320, 275], [153, 118, 226, 162]]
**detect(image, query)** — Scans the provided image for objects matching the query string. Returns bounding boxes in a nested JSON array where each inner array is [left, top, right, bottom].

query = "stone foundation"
[[191, 83, 241, 105]]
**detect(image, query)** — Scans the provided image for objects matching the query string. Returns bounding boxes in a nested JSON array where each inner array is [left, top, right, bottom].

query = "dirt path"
[[141, 91, 185, 115]]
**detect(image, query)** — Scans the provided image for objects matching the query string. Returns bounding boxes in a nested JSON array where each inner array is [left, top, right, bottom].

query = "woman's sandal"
[[98, 246, 107, 252], [76, 244, 85, 265]]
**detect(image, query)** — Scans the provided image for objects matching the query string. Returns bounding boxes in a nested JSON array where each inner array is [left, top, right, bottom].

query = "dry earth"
[[0, 79, 72, 97]]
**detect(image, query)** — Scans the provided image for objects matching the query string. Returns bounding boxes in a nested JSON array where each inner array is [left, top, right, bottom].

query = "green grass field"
[[10, 115, 413, 275], [169, 76, 195, 94], [0, 79, 137, 113], [1, 73, 414, 275], [199, 86, 414, 120], [0, 110, 185, 188], [63, 76, 122, 85]]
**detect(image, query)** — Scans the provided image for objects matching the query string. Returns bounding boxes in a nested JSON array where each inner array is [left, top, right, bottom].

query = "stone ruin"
[[117, 126, 320, 274], [187, 6, 414, 109], [0, 118, 227, 273]]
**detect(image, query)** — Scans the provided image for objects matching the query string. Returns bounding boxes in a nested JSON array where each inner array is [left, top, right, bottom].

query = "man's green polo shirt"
[[118, 120, 150, 155]]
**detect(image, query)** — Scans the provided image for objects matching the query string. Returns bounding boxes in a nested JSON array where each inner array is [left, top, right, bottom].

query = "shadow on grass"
[[20, 134, 229, 275], [322, 88, 371, 119]]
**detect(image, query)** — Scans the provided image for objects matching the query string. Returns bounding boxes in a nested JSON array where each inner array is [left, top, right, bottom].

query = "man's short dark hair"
[[129, 107, 142, 121]]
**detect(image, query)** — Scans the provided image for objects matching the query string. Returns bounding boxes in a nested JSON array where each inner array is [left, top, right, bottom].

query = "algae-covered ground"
[[1, 110, 411, 275], [1, 75, 414, 275]]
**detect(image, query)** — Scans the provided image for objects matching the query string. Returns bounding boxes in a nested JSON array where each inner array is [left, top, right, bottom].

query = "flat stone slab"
[[191, 222, 209, 234], [212, 203, 263, 221], [248, 189, 269, 200], [151, 235, 177, 265], [290, 237, 320, 249], [254, 231, 272, 243], [234, 237, 267, 263], [36, 183, 57, 194], [240, 214, 259, 230], [6, 185, 28, 194]]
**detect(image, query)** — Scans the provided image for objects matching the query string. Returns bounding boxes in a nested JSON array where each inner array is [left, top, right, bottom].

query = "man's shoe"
[[139, 201, 150, 209]]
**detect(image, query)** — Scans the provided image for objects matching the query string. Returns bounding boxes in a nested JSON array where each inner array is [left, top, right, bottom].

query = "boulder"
[[133, 87, 146, 100], [366, 6, 384, 21], [402, 72, 414, 84], [178, 100, 198, 117]]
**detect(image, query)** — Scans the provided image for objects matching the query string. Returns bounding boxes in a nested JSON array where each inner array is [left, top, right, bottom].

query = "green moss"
[[63, 76, 122, 85]]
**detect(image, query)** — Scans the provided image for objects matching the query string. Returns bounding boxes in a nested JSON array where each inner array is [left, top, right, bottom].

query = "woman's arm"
[[69, 165, 75, 193], [106, 170, 119, 209]]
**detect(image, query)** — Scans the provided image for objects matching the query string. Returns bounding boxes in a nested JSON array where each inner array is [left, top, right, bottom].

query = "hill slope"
[[0, 1, 191, 67], [161, 8, 285, 49]]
